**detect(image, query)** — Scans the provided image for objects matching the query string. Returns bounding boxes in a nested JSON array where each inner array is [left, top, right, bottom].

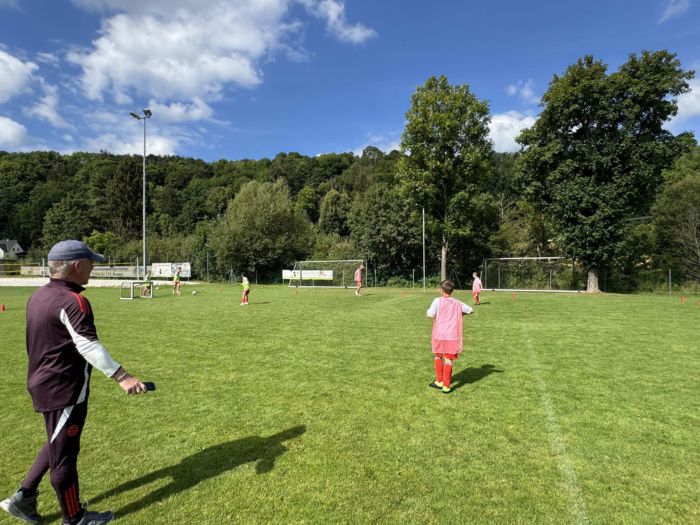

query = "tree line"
[[1, 50, 698, 290]]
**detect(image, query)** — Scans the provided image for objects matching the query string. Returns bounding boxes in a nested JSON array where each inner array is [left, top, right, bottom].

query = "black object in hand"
[[143, 382, 156, 391]]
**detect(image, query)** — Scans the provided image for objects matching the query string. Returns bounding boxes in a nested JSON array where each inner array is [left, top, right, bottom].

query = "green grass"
[[0, 285, 698, 524]]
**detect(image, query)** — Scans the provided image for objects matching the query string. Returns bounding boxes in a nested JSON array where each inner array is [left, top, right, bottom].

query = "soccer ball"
[[192, 290, 197, 296]]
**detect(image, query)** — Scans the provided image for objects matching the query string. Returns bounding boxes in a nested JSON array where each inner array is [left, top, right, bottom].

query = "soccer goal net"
[[483, 257, 579, 292], [285, 260, 365, 288]]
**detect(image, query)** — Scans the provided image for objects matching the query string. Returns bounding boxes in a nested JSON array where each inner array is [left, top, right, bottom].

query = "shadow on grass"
[[451, 364, 503, 391], [51, 425, 305, 521]]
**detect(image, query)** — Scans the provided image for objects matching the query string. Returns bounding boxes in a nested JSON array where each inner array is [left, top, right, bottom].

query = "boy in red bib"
[[471, 271, 482, 305], [427, 280, 474, 393]]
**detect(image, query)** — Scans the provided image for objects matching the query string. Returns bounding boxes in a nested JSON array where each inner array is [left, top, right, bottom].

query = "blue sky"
[[0, 0, 699, 161]]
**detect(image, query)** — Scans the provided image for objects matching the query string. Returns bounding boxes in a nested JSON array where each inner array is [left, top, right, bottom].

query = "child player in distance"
[[427, 280, 474, 394], [471, 271, 482, 305], [240, 272, 250, 305], [354, 264, 364, 296]]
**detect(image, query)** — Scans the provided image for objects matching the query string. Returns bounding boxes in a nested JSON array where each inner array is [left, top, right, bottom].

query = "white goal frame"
[[286, 259, 365, 288], [482, 257, 580, 292]]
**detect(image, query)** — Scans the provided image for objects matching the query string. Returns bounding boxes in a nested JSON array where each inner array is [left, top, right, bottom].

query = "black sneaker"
[[0, 489, 41, 525], [65, 509, 115, 525]]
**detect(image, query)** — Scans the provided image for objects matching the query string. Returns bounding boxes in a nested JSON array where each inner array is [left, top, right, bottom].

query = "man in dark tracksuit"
[[1, 240, 148, 525]]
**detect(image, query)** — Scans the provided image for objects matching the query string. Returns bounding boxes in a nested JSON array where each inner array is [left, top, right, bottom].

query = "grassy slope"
[[0, 286, 697, 524]]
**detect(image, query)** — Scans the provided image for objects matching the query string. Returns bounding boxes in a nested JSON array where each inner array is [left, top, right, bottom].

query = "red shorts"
[[434, 352, 458, 360], [432, 338, 461, 355]]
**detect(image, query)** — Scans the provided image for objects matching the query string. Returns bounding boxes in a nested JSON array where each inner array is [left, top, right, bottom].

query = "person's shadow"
[[451, 364, 503, 391], [62, 425, 305, 520]]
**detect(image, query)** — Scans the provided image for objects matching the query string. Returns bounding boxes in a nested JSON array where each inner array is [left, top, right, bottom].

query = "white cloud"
[[300, 0, 376, 44], [0, 0, 19, 9], [0, 49, 38, 104], [0, 116, 29, 148], [667, 79, 700, 131], [489, 111, 536, 152], [67, 1, 375, 105], [352, 132, 400, 155], [67, 10, 273, 102], [506, 79, 539, 105], [147, 98, 214, 123], [659, 0, 690, 23], [25, 83, 72, 129], [84, 131, 177, 155], [36, 52, 61, 67]]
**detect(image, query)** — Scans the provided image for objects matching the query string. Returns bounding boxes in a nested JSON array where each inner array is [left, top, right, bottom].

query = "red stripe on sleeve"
[[70, 292, 86, 313]]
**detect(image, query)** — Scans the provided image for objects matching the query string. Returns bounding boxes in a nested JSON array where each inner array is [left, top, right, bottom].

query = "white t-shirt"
[[427, 297, 473, 317]]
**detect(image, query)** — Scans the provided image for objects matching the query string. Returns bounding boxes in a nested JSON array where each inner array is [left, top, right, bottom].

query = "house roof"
[[0, 239, 25, 254]]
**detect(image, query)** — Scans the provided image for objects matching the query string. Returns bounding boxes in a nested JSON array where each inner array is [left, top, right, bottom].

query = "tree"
[[653, 147, 700, 281], [209, 180, 312, 276], [517, 51, 694, 291], [42, 195, 93, 248], [83, 231, 120, 260], [101, 157, 143, 239], [318, 189, 350, 236], [398, 75, 493, 280], [348, 183, 423, 276]]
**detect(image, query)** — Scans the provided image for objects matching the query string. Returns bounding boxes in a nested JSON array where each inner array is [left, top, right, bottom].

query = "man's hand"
[[118, 374, 148, 394], [112, 367, 148, 394]]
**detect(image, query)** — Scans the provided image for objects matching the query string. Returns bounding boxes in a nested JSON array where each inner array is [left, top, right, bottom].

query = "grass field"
[[0, 284, 698, 524]]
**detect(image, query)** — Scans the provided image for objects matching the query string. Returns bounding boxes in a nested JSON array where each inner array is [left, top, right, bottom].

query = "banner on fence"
[[152, 262, 192, 278], [282, 269, 333, 281]]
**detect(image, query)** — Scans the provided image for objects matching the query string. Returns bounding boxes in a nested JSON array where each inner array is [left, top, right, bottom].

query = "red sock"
[[434, 357, 443, 383], [443, 362, 453, 388]]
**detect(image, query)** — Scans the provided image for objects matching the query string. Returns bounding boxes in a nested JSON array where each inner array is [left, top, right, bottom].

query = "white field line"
[[523, 326, 590, 525]]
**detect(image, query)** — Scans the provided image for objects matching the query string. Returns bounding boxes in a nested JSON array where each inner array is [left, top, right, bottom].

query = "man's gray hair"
[[48, 260, 73, 277]]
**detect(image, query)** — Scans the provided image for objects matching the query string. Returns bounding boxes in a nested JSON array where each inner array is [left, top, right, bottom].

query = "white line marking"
[[523, 326, 590, 525]]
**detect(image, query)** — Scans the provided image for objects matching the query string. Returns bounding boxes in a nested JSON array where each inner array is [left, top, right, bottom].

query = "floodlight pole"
[[422, 207, 426, 293], [130, 109, 152, 280]]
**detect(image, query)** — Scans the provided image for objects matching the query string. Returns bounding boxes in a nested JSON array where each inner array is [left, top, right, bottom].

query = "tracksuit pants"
[[22, 401, 88, 524]]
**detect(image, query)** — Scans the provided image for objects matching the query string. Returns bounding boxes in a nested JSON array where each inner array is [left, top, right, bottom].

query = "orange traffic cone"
[[680, 296, 686, 304], [511, 293, 516, 301], [0, 303, 5, 311]]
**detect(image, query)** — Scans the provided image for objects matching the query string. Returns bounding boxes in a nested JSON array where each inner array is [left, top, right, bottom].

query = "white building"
[[0, 239, 25, 259]]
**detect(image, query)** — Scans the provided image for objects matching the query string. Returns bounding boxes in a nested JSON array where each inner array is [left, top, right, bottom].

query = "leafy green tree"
[[318, 189, 350, 236], [653, 148, 700, 280], [101, 156, 143, 239], [42, 195, 93, 248], [294, 185, 319, 222], [398, 75, 493, 280], [83, 231, 121, 259], [517, 51, 694, 291], [348, 183, 423, 276], [209, 180, 312, 275]]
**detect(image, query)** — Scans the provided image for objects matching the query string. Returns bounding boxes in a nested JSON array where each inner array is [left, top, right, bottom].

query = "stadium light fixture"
[[130, 109, 152, 280]]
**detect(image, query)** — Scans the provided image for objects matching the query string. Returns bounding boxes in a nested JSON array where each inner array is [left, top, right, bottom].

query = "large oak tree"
[[517, 51, 694, 291]]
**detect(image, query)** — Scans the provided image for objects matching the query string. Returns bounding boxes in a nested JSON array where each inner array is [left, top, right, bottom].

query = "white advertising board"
[[283, 269, 333, 281], [152, 262, 191, 278]]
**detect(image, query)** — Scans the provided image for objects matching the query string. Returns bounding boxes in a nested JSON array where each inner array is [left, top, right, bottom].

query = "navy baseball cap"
[[48, 240, 106, 262]]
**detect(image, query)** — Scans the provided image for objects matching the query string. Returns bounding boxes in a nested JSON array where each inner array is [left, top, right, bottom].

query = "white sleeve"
[[460, 301, 474, 315], [60, 309, 122, 377], [427, 298, 440, 317]]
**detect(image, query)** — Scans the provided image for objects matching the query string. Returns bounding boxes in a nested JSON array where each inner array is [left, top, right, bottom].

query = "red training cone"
[[0, 303, 5, 311], [681, 296, 686, 304], [511, 293, 516, 301]]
